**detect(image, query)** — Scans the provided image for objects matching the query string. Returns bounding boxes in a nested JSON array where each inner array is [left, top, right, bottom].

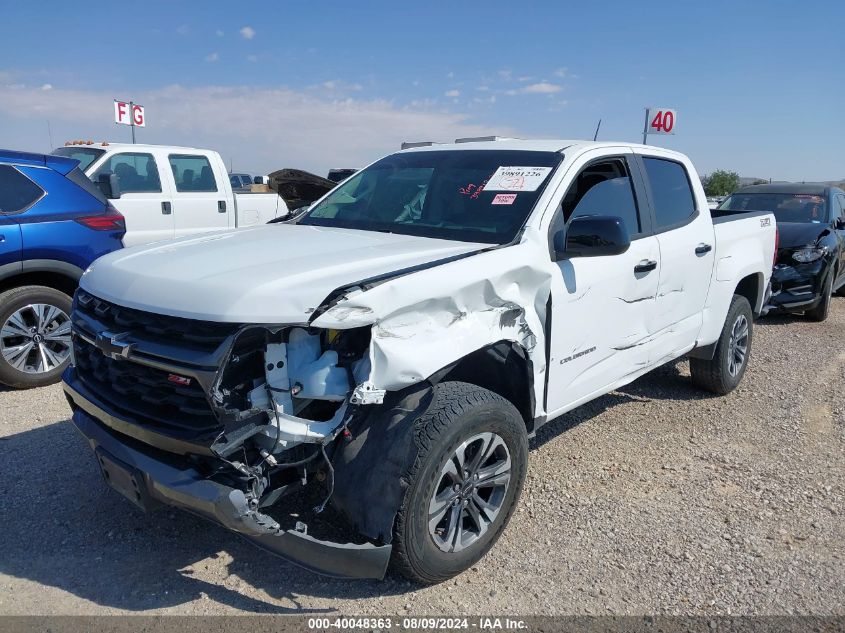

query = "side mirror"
[[554, 215, 630, 260], [96, 173, 121, 200], [835, 217, 845, 230]]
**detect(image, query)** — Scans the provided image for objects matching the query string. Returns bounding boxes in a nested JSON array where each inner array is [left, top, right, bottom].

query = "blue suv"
[[0, 149, 125, 388]]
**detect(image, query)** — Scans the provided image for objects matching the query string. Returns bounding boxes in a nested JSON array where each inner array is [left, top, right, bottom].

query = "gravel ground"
[[0, 303, 843, 617]]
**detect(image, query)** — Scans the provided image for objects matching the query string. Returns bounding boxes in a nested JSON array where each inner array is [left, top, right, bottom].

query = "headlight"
[[792, 247, 826, 263]]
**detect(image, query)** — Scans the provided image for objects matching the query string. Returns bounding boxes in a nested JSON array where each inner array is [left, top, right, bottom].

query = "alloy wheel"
[[0, 303, 72, 374], [428, 432, 512, 553], [727, 313, 749, 377]]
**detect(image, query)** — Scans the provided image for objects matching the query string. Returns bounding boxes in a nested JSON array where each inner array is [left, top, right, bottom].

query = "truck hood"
[[80, 225, 485, 323]]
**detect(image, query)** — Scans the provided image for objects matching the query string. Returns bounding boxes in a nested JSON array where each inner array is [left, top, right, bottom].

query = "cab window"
[[169, 155, 218, 192], [560, 158, 642, 237], [642, 157, 696, 230], [92, 153, 161, 194]]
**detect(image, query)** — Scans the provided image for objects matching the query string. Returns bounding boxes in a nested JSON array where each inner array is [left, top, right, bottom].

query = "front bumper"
[[765, 261, 826, 312], [63, 374, 392, 580]]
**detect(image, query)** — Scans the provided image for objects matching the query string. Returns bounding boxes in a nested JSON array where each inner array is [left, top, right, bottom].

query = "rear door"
[[167, 153, 230, 238], [545, 149, 662, 414], [91, 151, 174, 247], [0, 164, 30, 274], [635, 153, 715, 360], [833, 193, 845, 288]]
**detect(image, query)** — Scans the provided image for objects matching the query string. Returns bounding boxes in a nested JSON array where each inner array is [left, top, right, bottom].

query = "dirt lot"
[[0, 303, 843, 617]]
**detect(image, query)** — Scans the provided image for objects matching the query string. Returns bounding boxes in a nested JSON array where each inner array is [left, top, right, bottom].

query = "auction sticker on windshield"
[[485, 166, 553, 192]]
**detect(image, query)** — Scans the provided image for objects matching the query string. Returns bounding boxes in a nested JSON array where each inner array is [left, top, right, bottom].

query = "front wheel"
[[390, 382, 528, 584], [690, 294, 753, 395], [807, 272, 833, 322], [0, 285, 73, 389]]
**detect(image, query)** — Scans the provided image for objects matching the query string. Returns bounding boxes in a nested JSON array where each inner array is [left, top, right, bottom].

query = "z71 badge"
[[760, 217, 771, 227]]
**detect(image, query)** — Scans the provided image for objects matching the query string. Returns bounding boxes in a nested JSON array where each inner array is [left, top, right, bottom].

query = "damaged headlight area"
[[197, 325, 378, 520], [791, 246, 827, 263], [211, 324, 373, 446]]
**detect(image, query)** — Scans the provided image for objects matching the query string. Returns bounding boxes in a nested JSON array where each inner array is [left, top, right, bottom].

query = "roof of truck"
[[398, 138, 688, 159], [60, 141, 207, 152]]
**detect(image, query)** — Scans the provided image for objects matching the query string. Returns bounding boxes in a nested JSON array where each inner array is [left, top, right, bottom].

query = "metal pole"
[[642, 108, 649, 145], [593, 118, 602, 141], [130, 101, 136, 144]]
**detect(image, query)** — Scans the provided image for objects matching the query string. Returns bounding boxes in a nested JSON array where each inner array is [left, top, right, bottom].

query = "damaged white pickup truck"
[[63, 139, 777, 583]]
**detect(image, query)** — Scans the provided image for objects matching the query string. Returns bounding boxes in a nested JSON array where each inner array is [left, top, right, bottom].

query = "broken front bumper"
[[64, 377, 392, 580], [765, 261, 826, 312]]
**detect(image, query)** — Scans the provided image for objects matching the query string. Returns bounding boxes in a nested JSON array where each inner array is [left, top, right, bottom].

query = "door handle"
[[634, 259, 658, 273], [695, 243, 712, 255], [0, 235, 5, 242], [218, 200, 227, 213], [161, 201, 172, 215]]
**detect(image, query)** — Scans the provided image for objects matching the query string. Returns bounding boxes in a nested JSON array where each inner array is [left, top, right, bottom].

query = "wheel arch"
[[0, 261, 83, 298], [428, 340, 536, 433], [734, 272, 765, 316]]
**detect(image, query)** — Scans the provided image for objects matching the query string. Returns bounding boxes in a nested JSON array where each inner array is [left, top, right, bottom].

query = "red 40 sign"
[[644, 107, 676, 137]]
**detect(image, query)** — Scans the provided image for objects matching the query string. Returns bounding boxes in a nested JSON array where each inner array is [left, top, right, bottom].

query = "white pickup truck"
[[52, 142, 288, 246], [63, 139, 776, 584]]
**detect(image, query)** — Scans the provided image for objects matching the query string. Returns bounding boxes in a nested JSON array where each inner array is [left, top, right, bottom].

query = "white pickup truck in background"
[[52, 142, 290, 246]]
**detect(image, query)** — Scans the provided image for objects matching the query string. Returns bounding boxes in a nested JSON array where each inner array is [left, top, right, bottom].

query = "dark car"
[[718, 183, 845, 321], [0, 149, 125, 388]]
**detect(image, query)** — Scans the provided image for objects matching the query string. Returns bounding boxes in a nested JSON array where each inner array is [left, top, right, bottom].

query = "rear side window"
[[92, 152, 161, 193], [642, 157, 696, 230], [0, 164, 44, 214], [836, 194, 845, 219], [169, 154, 218, 192]]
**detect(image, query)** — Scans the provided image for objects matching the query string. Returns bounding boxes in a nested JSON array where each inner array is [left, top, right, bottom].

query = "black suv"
[[718, 183, 845, 321]]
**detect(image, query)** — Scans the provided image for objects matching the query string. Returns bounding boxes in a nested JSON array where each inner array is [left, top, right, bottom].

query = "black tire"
[[833, 267, 845, 297], [807, 272, 833, 321], [690, 294, 753, 395], [0, 285, 73, 389], [391, 381, 528, 584]]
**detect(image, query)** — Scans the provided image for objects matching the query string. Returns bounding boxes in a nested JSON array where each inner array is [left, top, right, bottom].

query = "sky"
[[0, 0, 843, 181]]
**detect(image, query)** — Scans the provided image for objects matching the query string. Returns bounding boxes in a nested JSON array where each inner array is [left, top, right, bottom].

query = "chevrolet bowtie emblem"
[[94, 331, 134, 361]]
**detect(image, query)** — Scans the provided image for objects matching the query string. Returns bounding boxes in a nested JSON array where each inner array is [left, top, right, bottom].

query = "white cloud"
[[517, 76, 534, 82], [497, 69, 512, 80], [0, 83, 514, 174], [522, 82, 562, 94], [506, 82, 563, 96], [216, 29, 225, 37], [552, 67, 567, 78], [204, 52, 219, 63], [40, 83, 52, 91], [239, 26, 255, 40], [176, 24, 189, 35], [246, 54, 258, 63], [444, 89, 460, 97]]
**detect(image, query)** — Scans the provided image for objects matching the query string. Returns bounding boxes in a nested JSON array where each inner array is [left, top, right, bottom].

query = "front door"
[[90, 151, 174, 247], [166, 153, 230, 238], [545, 151, 661, 415]]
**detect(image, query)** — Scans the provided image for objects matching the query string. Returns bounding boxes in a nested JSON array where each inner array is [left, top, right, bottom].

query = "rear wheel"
[[0, 285, 73, 389], [690, 294, 753, 395], [807, 272, 833, 322], [391, 381, 528, 584]]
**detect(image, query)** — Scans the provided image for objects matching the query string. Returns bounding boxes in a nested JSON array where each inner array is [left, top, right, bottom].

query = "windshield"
[[299, 149, 562, 244], [51, 147, 106, 172], [719, 192, 829, 223]]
